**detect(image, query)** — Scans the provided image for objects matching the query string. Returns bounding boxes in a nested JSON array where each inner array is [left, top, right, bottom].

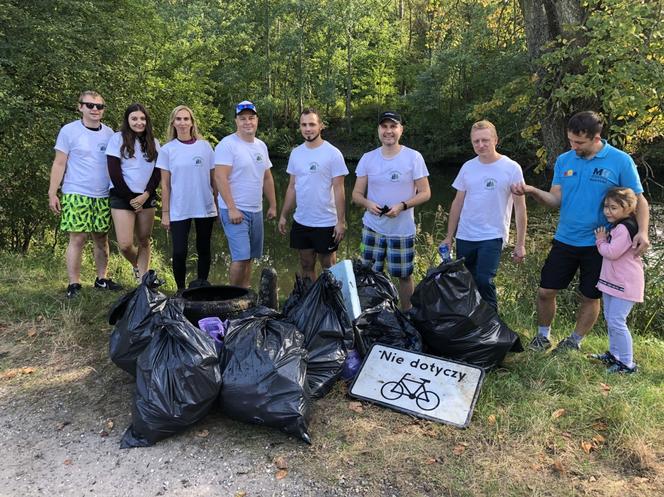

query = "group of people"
[[49, 92, 650, 374]]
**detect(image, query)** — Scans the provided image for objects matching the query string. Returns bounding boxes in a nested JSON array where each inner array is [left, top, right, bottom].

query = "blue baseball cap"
[[235, 100, 257, 115]]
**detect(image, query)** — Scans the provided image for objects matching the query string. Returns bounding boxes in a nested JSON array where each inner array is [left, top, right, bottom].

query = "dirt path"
[[0, 356, 348, 497]]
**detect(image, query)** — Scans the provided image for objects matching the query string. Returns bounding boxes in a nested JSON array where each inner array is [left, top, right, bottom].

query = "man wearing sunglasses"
[[214, 100, 277, 288], [48, 90, 120, 298]]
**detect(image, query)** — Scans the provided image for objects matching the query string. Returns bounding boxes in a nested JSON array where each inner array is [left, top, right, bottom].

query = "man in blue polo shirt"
[[512, 111, 650, 353]]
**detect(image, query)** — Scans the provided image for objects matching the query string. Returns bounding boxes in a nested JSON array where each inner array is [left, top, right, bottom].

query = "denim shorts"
[[219, 209, 263, 261]]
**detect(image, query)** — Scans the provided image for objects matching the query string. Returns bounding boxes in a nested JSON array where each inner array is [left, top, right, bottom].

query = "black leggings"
[[169, 216, 216, 290]]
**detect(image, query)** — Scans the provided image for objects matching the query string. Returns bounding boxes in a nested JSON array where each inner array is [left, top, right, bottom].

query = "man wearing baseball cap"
[[214, 100, 277, 288], [352, 111, 431, 310]]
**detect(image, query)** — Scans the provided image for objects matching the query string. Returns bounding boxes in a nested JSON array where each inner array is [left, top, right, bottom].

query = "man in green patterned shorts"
[[48, 91, 121, 298]]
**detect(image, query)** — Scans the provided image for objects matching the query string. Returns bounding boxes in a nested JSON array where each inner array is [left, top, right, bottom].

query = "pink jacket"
[[596, 223, 644, 303]]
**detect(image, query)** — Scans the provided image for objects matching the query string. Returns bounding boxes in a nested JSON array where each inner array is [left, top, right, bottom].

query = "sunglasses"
[[80, 102, 106, 110]]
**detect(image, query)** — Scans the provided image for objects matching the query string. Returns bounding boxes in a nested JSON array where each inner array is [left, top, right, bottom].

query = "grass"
[[1, 242, 663, 496]]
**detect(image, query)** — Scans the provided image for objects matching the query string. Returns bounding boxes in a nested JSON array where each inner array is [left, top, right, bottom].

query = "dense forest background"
[[1, 0, 662, 251]]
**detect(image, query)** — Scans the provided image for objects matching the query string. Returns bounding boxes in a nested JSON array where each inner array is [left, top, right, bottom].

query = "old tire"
[[175, 285, 257, 324]]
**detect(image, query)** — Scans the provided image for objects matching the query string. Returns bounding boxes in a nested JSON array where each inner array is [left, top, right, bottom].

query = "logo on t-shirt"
[[389, 171, 401, 182], [483, 178, 497, 190], [193, 156, 204, 167], [255, 153, 264, 164], [563, 169, 576, 177], [97, 144, 107, 153], [590, 167, 610, 183], [308, 162, 319, 173]]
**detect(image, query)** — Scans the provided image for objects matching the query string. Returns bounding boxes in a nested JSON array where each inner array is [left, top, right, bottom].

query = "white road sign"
[[349, 344, 485, 428]]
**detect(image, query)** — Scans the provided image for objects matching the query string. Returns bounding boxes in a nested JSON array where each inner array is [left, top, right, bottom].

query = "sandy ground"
[[0, 357, 354, 497]]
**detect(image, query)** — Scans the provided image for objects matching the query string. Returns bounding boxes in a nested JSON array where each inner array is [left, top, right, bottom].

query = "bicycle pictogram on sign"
[[380, 373, 441, 411]]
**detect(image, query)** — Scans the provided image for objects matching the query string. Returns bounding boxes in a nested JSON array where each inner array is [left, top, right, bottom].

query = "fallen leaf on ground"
[[20, 367, 35, 374], [63, 459, 73, 465], [56, 421, 70, 431], [551, 408, 566, 419], [105, 419, 114, 431], [581, 441, 593, 454], [196, 429, 209, 438], [1, 371, 17, 380], [561, 431, 573, 439], [452, 444, 466, 455], [592, 434, 605, 444], [592, 421, 608, 431], [599, 383, 611, 396], [487, 414, 496, 425], [552, 459, 565, 474], [348, 401, 363, 413], [425, 457, 437, 465], [275, 469, 288, 480], [234, 492, 247, 497], [27, 328, 37, 337], [274, 456, 288, 469], [589, 475, 597, 482]]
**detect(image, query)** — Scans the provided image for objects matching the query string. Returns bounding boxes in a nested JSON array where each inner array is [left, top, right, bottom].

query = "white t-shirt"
[[452, 155, 524, 243], [287, 141, 348, 227], [105, 132, 160, 194], [156, 139, 217, 221], [214, 133, 272, 213], [54, 120, 114, 198], [355, 146, 429, 236]]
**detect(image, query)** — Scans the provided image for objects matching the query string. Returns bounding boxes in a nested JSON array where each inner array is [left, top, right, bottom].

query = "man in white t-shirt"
[[278, 108, 349, 281], [441, 120, 527, 311], [352, 111, 431, 310], [214, 100, 277, 288], [48, 90, 120, 299]]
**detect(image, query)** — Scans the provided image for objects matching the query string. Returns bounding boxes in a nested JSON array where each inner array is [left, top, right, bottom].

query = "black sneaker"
[[527, 335, 552, 352], [94, 278, 122, 291], [188, 278, 211, 289], [66, 283, 82, 299], [552, 336, 581, 354], [607, 361, 637, 374], [589, 351, 617, 365]]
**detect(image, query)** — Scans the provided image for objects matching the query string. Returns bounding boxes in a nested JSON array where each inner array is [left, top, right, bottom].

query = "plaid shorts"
[[60, 193, 111, 233], [360, 226, 415, 278]]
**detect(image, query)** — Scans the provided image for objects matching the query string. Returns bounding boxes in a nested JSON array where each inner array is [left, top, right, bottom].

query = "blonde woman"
[[156, 105, 217, 291]]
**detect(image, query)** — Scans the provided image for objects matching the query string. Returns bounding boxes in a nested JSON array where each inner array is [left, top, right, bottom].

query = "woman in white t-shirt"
[[106, 103, 160, 280], [157, 105, 217, 291]]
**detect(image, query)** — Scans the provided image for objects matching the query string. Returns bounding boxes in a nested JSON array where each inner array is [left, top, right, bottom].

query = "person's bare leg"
[[575, 295, 601, 336], [111, 209, 138, 268], [229, 260, 251, 288], [398, 275, 414, 311], [318, 251, 337, 271], [65, 232, 88, 284], [536, 287, 558, 326], [298, 249, 317, 281], [135, 208, 155, 276], [90, 232, 109, 279]]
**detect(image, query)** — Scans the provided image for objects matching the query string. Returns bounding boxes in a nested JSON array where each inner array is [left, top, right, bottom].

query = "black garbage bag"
[[108, 270, 167, 376], [354, 301, 423, 357], [352, 259, 399, 310], [120, 300, 222, 448], [281, 275, 312, 316], [219, 309, 312, 443], [410, 259, 523, 370], [284, 271, 354, 399]]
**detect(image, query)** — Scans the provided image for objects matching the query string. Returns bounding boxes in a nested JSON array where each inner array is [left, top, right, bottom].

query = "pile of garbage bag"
[[410, 259, 523, 370]]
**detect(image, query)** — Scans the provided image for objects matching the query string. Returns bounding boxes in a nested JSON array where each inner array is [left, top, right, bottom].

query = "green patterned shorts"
[[60, 193, 111, 233]]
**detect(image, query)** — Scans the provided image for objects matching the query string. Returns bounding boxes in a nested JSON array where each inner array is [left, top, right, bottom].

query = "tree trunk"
[[518, 0, 587, 168]]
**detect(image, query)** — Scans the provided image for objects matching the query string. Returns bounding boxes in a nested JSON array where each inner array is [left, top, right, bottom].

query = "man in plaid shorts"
[[351, 111, 431, 310]]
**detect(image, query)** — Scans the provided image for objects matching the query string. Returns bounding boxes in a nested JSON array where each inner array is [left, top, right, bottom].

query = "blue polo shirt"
[[553, 140, 643, 246]]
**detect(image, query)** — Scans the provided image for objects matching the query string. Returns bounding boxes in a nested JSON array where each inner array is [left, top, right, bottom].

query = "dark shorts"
[[540, 239, 602, 299], [109, 188, 157, 211], [290, 220, 338, 254]]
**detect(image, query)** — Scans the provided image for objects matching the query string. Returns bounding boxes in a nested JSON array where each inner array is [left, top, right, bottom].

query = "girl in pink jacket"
[[592, 187, 644, 374]]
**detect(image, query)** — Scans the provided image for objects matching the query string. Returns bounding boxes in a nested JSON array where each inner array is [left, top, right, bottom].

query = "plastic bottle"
[[438, 243, 452, 263]]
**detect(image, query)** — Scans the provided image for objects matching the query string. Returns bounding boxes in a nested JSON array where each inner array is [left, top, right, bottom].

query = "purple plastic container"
[[198, 317, 227, 348]]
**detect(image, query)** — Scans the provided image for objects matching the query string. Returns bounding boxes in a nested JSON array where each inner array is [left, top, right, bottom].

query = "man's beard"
[[304, 133, 320, 142]]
